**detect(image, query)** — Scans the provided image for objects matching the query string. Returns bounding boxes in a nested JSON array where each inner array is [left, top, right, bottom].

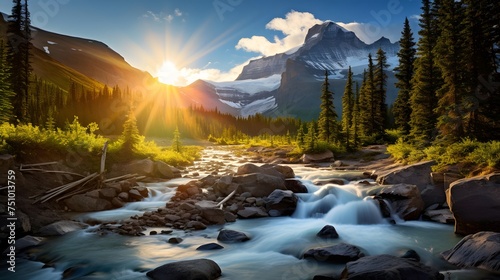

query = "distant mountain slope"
[[29, 27, 154, 89]]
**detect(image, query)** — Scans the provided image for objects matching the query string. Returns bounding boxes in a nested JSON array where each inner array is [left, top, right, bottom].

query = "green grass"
[[387, 138, 500, 173], [0, 119, 202, 170]]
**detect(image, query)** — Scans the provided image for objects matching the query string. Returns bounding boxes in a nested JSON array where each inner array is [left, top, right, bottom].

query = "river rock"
[[376, 184, 425, 220], [116, 158, 155, 177], [376, 160, 445, 207], [441, 231, 500, 273], [303, 243, 364, 263], [446, 173, 500, 235], [265, 189, 298, 217], [186, 221, 207, 230], [37, 220, 87, 236], [316, 225, 339, 239], [237, 207, 269, 218], [155, 160, 181, 179], [196, 243, 224, 251], [146, 259, 221, 280], [233, 173, 287, 197], [98, 187, 117, 199], [217, 229, 250, 243], [301, 150, 334, 163], [285, 179, 308, 193], [64, 194, 113, 212], [200, 208, 226, 225], [340, 254, 444, 280], [5, 235, 45, 253], [237, 163, 283, 178], [261, 163, 295, 178]]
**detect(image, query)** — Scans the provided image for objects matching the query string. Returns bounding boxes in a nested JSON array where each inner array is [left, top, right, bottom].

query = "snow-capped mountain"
[[197, 21, 400, 119]]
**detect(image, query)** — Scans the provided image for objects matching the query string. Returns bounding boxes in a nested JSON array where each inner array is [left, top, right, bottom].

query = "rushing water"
[[5, 147, 498, 280]]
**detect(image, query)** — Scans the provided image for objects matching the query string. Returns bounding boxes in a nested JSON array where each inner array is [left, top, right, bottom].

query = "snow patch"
[[240, 96, 277, 117], [207, 74, 281, 96], [219, 99, 243, 109], [47, 41, 57, 45], [43, 46, 50, 54]]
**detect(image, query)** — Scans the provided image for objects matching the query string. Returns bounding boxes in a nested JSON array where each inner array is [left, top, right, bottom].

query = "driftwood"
[[27, 142, 147, 204], [216, 186, 239, 209], [20, 162, 85, 178]]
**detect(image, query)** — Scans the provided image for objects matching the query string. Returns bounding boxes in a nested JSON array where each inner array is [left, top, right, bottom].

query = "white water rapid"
[[5, 146, 497, 280]]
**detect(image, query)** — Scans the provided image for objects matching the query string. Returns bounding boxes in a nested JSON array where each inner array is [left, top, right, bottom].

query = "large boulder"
[[236, 163, 294, 178], [233, 173, 287, 197], [115, 159, 155, 177], [376, 161, 444, 207], [301, 150, 334, 164], [441, 231, 500, 273], [37, 220, 87, 236], [446, 173, 500, 235], [303, 243, 364, 263], [146, 259, 221, 280], [154, 160, 181, 179], [217, 229, 250, 243], [237, 207, 269, 219], [265, 189, 298, 217], [340, 254, 444, 280], [376, 184, 425, 220], [285, 179, 308, 193], [64, 194, 113, 212], [200, 208, 226, 225]]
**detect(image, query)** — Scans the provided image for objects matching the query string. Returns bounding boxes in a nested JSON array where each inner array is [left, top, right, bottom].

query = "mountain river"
[[4, 146, 498, 280]]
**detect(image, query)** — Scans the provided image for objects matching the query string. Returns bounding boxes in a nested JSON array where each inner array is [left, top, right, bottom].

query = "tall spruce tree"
[[358, 69, 371, 138], [374, 48, 389, 139], [434, 0, 467, 143], [351, 82, 361, 147], [409, 0, 442, 145], [341, 66, 354, 149], [393, 18, 416, 137], [318, 70, 338, 142], [462, 0, 500, 140], [7, 0, 31, 122], [0, 41, 14, 123]]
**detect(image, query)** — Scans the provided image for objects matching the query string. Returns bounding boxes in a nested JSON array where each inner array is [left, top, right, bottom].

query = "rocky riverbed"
[[1, 145, 499, 279]]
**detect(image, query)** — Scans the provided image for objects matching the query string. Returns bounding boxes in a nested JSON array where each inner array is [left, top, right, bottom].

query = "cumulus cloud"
[[236, 11, 322, 56]]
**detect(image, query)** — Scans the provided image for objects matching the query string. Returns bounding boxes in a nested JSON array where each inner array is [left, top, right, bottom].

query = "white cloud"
[[235, 11, 322, 56], [143, 8, 183, 23], [410, 14, 422, 21]]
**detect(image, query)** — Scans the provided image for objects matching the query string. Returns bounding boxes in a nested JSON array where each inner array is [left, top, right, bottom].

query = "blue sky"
[[0, 0, 422, 85]]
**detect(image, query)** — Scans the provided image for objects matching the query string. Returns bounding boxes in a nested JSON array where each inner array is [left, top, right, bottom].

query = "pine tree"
[[462, 0, 500, 140], [172, 126, 182, 152], [393, 18, 416, 137], [358, 70, 371, 138], [374, 48, 389, 139], [409, 0, 442, 145], [351, 82, 361, 147], [318, 70, 338, 142], [0, 41, 14, 123], [306, 121, 317, 152], [341, 66, 354, 149], [7, 0, 31, 122], [434, 0, 466, 143], [121, 110, 141, 155], [296, 123, 305, 149]]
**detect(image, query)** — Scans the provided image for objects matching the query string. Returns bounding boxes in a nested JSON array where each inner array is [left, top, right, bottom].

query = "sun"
[[157, 60, 180, 85]]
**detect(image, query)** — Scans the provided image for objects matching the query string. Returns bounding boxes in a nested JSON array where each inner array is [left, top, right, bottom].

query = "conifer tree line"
[[393, 0, 500, 145], [311, 0, 500, 152]]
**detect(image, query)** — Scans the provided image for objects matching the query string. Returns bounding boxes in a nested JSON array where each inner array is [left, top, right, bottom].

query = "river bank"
[[1, 145, 499, 279]]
